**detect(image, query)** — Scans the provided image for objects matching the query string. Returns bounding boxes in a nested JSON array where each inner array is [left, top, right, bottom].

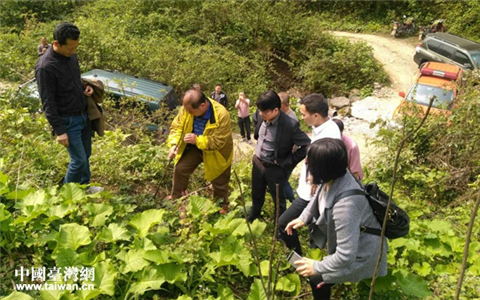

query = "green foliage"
[[1, 0, 389, 101]]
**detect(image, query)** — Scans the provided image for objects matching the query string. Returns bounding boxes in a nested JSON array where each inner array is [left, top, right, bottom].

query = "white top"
[[296, 118, 341, 201]]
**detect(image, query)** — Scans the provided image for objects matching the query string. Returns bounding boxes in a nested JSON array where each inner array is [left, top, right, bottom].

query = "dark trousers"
[[172, 145, 231, 203], [284, 170, 295, 201], [250, 155, 288, 221], [237, 116, 251, 140], [309, 275, 334, 300], [278, 196, 309, 255]]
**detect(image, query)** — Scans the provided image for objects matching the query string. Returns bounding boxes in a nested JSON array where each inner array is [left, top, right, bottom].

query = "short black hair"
[[307, 138, 348, 184], [299, 93, 329, 117], [53, 22, 80, 46], [332, 118, 344, 133], [184, 89, 207, 109], [256, 91, 281, 111], [215, 84, 222, 88]]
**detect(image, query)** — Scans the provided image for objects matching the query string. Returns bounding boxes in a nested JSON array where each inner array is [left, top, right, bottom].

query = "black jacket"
[[210, 91, 228, 108], [256, 111, 310, 172]]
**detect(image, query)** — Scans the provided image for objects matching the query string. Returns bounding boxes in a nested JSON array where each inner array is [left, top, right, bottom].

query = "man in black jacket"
[[35, 22, 102, 193], [248, 91, 310, 222], [210, 84, 228, 108]]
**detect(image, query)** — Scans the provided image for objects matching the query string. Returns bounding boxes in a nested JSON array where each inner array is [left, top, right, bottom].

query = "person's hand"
[[168, 145, 178, 159], [57, 133, 69, 147], [42, 48, 47, 53], [184, 133, 197, 144], [285, 218, 305, 235], [84, 85, 94, 97], [294, 258, 316, 277]]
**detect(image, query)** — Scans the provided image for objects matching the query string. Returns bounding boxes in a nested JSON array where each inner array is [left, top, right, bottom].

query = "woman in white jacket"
[[285, 138, 387, 300]]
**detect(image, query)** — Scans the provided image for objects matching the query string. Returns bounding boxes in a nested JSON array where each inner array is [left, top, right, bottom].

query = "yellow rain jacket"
[[167, 99, 233, 182]]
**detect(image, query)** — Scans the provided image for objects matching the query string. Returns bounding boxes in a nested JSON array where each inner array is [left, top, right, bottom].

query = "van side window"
[[426, 40, 442, 52], [437, 44, 455, 58], [453, 51, 472, 67]]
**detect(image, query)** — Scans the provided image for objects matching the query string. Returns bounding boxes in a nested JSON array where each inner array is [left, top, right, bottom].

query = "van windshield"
[[470, 52, 480, 69], [406, 84, 454, 109]]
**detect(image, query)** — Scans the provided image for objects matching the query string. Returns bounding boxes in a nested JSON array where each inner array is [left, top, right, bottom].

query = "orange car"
[[393, 62, 464, 118]]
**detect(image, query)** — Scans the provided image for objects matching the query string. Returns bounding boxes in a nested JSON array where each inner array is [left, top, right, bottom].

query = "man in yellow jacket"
[[167, 89, 233, 213]]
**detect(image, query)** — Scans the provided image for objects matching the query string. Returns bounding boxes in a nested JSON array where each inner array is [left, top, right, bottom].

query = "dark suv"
[[413, 33, 480, 71]]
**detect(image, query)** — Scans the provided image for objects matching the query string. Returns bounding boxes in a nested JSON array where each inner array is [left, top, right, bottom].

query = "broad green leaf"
[[99, 223, 131, 243], [187, 195, 217, 218], [120, 249, 150, 274], [275, 275, 298, 292], [250, 220, 267, 237], [426, 220, 455, 235], [2, 292, 33, 300], [78, 252, 106, 266], [18, 189, 46, 206], [176, 296, 192, 300], [129, 209, 165, 238], [259, 260, 270, 277], [40, 288, 69, 300], [394, 270, 433, 297], [448, 237, 466, 253], [56, 223, 92, 251], [5, 188, 34, 200], [156, 263, 186, 283], [128, 267, 165, 295], [84, 203, 114, 227], [55, 247, 80, 267], [142, 237, 158, 251], [364, 272, 397, 292], [230, 218, 249, 236], [412, 262, 432, 276], [247, 278, 267, 300], [0, 171, 9, 195], [46, 204, 76, 221], [0, 203, 13, 231], [75, 289, 101, 300], [237, 252, 253, 276], [144, 250, 170, 264], [92, 260, 117, 296], [217, 286, 235, 300], [60, 183, 86, 203], [306, 248, 323, 261]]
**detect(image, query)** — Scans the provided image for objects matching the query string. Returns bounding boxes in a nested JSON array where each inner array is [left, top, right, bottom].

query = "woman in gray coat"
[[285, 138, 387, 299]]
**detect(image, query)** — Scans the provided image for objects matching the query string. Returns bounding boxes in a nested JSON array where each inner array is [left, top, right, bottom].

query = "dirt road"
[[330, 32, 419, 165], [331, 31, 419, 91]]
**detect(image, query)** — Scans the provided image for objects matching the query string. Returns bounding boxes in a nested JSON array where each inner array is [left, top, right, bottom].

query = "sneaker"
[[247, 140, 252, 144], [85, 186, 104, 194], [240, 137, 245, 142]]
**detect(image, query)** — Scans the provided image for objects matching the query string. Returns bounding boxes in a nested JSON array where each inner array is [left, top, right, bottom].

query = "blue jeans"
[[62, 114, 92, 184]]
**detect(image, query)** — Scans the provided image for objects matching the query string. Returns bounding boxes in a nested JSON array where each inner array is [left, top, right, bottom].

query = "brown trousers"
[[171, 145, 231, 203]]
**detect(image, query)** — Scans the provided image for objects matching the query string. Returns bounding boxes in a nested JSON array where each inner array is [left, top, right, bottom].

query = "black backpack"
[[333, 182, 410, 239]]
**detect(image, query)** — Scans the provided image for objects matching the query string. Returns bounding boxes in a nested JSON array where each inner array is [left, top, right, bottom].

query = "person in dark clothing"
[[37, 37, 49, 56], [35, 22, 102, 193], [210, 84, 228, 108], [248, 91, 310, 223]]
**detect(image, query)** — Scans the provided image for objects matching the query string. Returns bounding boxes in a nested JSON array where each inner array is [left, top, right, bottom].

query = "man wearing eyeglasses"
[[248, 91, 310, 223]]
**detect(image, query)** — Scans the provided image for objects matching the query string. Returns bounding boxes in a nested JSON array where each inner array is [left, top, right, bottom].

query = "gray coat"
[[299, 172, 388, 283]]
